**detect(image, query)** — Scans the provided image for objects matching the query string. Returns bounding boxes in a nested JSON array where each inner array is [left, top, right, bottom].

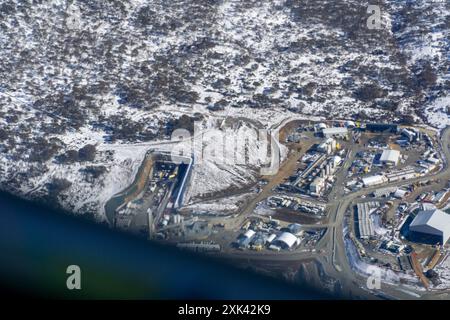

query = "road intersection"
[[229, 126, 450, 299]]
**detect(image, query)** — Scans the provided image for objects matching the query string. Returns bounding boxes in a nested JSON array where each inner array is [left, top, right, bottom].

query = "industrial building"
[[365, 123, 398, 133], [317, 138, 337, 154], [394, 188, 409, 199], [409, 209, 450, 245], [287, 223, 303, 236], [380, 149, 400, 166], [402, 128, 419, 142], [372, 187, 397, 198], [314, 123, 327, 132], [331, 155, 342, 167], [293, 153, 327, 187], [322, 127, 348, 139], [292, 142, 343, 197], [362, 174, 387, 187], [236, 229, 256, 249], [286, 133, 301, 143], [356, 202, 378, 239], [310, 177, 325, 194], [115, 215, 132, 230], [170, 154, 194, 209], [272, 232, 299, 249], [267, 196, 326, 216], [345, 120, 356, 128], [266, 234, 277, 244], [177, 242, 221, 252], [294, 145, 343, 197], [386, 167, 417, 182]]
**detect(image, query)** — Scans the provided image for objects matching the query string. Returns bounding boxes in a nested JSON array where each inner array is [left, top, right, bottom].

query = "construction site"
[[108, 151, 194, 239], [103, 119, 450, 298]]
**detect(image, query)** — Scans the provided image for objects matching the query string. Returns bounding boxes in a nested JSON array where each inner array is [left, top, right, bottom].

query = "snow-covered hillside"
[[0, 0, 448, 218]]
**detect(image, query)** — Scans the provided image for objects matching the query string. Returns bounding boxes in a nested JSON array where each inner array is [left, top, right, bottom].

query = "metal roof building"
[[386, 167, 417, 182], [365, 123, 398, 133], [243, 229, 256, 239], [310, 177, 325, 194], [315, 123, 327, 131], [410, 209, 450, 245], [362, 174, 386, 187], [372, 186, 397, 198], [356, 202, 378, 239], [345, 120, 356, 128], [322, 127, 348, 139], [380, 149, 400, 166], [394, 188, 409, 199], [273, 232, 298, 249]]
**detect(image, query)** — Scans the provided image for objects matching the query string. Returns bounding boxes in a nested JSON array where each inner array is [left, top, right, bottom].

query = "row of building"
[[361, 165, 421, 188], [235, 228, 301, 251], [267, 196, 326, 216], [356, 202, 379, 240], [293, 138, 344, 197], [309, 155, 342, 196]]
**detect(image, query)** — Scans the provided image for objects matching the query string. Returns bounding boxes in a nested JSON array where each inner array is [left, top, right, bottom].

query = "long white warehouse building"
[[380, 149, 400, 166], [322, 127, 348, 139], [362, 174, 387, 187]]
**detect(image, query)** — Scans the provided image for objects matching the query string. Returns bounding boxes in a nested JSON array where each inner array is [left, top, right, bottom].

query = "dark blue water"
[[0, 191, 332, 299]]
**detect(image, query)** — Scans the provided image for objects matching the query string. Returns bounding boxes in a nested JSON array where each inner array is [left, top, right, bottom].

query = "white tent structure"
[[273, 232, 298, 249], [380, 149, 400, 166], [410, 209, 450, 244]]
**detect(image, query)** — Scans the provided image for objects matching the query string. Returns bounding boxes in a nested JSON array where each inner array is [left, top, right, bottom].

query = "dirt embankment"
[[124, 155, 155, 204]]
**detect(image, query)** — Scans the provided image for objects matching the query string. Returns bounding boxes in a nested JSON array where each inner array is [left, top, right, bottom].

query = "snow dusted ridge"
[[142, 116, 288, 204], [386, 0, 450, 128], [1, 109, 287, 220], [0, 1, 448, 218]]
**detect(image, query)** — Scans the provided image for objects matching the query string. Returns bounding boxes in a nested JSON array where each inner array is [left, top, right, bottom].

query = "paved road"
[[225, 139, 317, 230], [108, 117, 450, 299], [229, 126, 450, 299], [318, 126, 450, 299]]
